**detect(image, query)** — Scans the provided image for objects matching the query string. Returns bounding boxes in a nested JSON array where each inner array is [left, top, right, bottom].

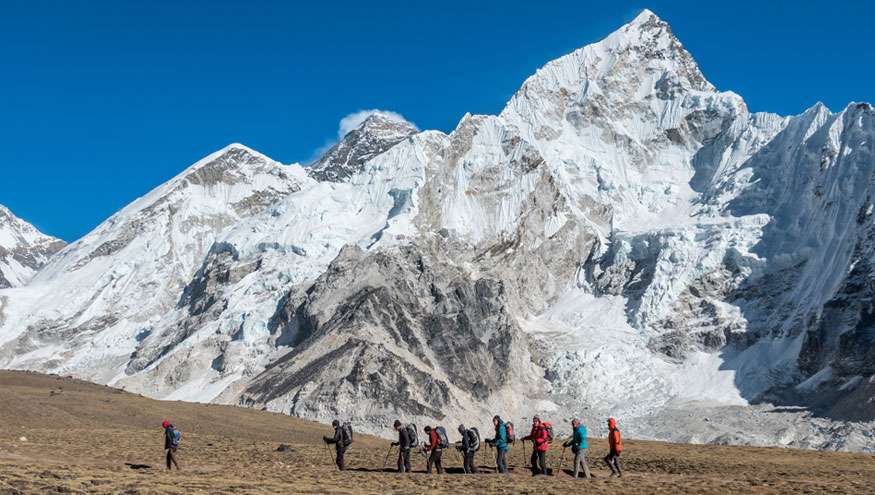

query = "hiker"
[[455, 424, 479, 474], [323, 420, 351, 471], [391, 420, 413, 473], [563, 418, 592, 478], [485, 415, 509, 474], [604, 417, 623, 477], [423, 426, 445, 474], [162, 420, 180, 470], [521, 416, 549, 476]]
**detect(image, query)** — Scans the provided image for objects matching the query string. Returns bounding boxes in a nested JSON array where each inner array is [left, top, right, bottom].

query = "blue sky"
[[2, 0, 873, 241]]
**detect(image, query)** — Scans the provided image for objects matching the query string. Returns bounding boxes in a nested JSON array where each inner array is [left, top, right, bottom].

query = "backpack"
[[542, 422, 554, 443], [406, 424, 419, 448], [171, 428, 182, 447], [505, 422, 515, 443], [435, 426, 449, 449], [341, 422, 353, 446], [468, 427, 481, 451]]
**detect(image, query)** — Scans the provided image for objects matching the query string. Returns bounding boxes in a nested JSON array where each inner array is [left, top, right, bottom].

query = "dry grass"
[[0, 371, 872, 494]]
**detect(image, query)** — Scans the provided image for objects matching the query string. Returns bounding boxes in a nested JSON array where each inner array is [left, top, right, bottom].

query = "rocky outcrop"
[[241, 244, 542, 432]]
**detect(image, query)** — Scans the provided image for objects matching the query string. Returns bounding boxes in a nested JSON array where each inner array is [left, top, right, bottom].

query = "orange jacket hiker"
[[608, 417, 623, 453]]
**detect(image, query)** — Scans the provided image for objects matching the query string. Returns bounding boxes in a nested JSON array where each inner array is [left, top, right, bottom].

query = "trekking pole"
[[559, 446, 567, 476], [323, 442, 337, 471], [382, 444, 394, 471]]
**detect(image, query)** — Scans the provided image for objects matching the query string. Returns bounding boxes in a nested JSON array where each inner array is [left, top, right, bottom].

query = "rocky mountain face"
[[1, 10, 874, 450], [309, 113, 419, 182], [239, 243, 542, 430], [0, 205, 65, 289]]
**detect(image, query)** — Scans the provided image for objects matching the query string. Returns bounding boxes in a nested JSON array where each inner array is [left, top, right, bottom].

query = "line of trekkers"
[[322, 415, 624, 477]]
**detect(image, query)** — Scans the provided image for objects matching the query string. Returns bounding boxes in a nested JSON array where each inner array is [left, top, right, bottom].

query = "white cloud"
[[336, 109, 414, 139], [310, 109, 415, 163]]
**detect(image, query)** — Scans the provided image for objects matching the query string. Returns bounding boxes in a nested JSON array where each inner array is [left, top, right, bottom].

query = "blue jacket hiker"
[[563, 419, 591, 479], [488, 415, 510, 473]]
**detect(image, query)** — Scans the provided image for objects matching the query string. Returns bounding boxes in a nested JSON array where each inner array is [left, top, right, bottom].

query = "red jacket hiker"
[[608, 417, 623, 453], [527, 424, 550, 452], [426, 429, 441, 451]]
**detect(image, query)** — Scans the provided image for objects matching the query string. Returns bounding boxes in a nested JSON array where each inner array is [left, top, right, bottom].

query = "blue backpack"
[[171, 428, 182, 447]]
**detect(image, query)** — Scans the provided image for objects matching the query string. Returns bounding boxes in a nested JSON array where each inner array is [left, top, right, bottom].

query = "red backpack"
[[542, 422, 555, 443], [505, 422, 515, 443]]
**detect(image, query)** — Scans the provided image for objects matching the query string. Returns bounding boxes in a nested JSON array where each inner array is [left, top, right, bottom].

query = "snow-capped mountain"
[[310, 112, 419, 182], [0, 205, 65, 288], [1, 10, 874, 450]]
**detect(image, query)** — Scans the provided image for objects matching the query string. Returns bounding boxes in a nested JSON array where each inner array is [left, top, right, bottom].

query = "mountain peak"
[[347, 112, 418, 143], [359, 112, 415, 129], [501, 10, 714, 127], [310, 112, 418, 182], [609, 8, 685, 58], [0, 203, 65, 288], [629, 8, 660, 26]]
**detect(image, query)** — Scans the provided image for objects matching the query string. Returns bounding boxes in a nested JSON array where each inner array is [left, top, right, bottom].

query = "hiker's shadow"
[[559, 468, 596, 478]]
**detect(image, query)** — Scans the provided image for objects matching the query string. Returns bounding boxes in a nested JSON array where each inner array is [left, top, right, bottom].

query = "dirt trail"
[[0, 371, 872, 494]]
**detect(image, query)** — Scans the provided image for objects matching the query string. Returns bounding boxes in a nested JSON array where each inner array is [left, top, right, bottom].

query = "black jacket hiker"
[[457, 425, 478, 474], [392, 425, 413, 472], [323, 422, 347, 470]]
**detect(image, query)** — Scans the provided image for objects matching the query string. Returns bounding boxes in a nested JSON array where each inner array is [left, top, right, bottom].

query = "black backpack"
[[468, 428, 481, 451], [406, 424, 419, 448], [341, 422, 353, 446], [435, 426, 449, 449]]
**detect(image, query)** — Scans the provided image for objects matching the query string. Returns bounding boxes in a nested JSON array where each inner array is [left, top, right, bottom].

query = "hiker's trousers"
[[604, 450, 622, 475], [426, 448, 443, 474], [462, 450, 477, 473], [572, 449, 591, 478], [530, 450, 547, 475], [495, 448, 508, 473], [335, 444, 346, 471], [397, 448, 411, 472], [165, 447, 178, 470]]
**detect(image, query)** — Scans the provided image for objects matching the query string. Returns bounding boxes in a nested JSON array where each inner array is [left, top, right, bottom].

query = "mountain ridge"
[[0, 204, 65, 289]]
